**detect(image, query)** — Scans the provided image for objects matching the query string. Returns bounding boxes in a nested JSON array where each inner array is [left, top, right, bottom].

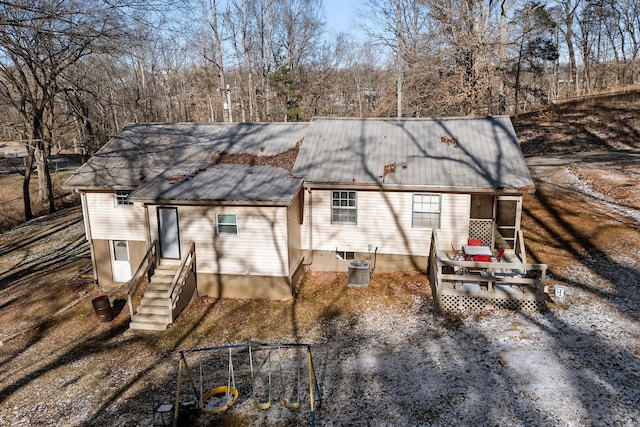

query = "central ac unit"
[[348, 260, 370, 287]]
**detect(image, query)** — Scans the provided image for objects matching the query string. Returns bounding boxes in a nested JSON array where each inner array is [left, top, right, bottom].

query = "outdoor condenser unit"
[[348, 260, 370, 287]]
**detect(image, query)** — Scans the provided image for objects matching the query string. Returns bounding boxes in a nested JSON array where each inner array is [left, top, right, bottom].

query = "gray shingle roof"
[[63, 122, 307, 190], [128, 164, 303, 205], [292, 116, 534, 192]]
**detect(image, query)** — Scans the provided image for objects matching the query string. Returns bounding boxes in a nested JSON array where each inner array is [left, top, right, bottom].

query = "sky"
[[323, 0, 362, 38]]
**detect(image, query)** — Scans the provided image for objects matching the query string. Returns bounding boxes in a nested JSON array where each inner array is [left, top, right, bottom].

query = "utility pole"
[[395, 0, 402, 118], [220, 84, 234, 122]]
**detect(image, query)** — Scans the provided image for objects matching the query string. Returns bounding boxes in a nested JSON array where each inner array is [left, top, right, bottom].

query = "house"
[[64, 116, 546, 329], [294, 117, 547, 311], [294, 116, 534, 269], [64, 123, 308, 329]]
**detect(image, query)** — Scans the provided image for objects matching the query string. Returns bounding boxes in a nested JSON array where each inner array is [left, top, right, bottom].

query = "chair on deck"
[[492, 247, 505, 263], [467, 238, 483, 246], [449, 243, 465, 261], [472, 255, 492, 262]]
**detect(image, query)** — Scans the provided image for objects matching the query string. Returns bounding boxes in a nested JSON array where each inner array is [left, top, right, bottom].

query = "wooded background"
[[1, 0, 638, 219]]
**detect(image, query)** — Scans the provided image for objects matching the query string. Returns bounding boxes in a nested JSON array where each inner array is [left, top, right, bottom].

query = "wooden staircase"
[[129, 261, 180, 331]]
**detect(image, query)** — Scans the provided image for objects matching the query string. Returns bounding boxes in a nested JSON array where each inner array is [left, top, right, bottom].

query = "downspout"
[[302, 188, 313, 266], [143, 203, 151, 251], [80, 191, 98, 286]]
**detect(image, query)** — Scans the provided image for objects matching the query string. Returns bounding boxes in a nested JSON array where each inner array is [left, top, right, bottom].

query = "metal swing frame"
[[173, 343, 321, 427]]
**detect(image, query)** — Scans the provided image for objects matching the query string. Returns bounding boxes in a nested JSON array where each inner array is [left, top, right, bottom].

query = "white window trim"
[[331, 190, 357, 225], [114, 190, 133, 207], [412, 193, 441, 229], [216, 213, 238, 235]]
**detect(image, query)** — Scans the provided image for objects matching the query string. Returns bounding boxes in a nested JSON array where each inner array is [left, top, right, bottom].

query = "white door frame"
[[111, 240, 132, 283], [158, 207, 181, 259], [494, 196, 522, 250]]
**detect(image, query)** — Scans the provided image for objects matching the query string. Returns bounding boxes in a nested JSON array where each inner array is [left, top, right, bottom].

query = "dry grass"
[[0, 170, 79, 233], [1, 157, 639, 425]]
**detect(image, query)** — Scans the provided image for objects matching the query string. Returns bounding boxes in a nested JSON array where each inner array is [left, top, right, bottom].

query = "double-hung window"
[[216, 214, 238, 235], [114, 190, 133, 206], [413, 193, 441, 228], [331, 191, 357, 224]]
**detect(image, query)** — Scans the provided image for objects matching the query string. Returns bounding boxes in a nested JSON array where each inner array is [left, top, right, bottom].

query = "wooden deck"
[[429, 232, 548, 312]]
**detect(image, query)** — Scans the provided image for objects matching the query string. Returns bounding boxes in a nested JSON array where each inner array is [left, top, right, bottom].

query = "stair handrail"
[[167, 241, 196, 323], [126, 239, 159, 317]]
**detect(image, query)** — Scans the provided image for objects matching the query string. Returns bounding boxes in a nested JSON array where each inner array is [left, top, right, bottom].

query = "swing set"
[[172, 343, 320, 427]]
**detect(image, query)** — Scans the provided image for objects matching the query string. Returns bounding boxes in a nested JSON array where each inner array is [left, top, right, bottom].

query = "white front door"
[[112, 240, 132, 282]]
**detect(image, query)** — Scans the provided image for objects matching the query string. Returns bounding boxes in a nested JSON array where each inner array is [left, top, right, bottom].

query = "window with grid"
[[331, 191, 357, 224], [216, 214, 238, 235], [114, 190, 133, 206], [413, 193, 441, 228]]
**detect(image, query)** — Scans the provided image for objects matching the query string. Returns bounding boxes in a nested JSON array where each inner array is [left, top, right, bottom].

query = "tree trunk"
[[498, 0, 508, 115], [22, 144, 35, 221]]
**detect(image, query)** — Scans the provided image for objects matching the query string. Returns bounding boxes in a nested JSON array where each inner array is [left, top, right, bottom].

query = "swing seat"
[[199, 385, 239, 414], [253, 400, 272, 410], [282, 399, 300, 410]]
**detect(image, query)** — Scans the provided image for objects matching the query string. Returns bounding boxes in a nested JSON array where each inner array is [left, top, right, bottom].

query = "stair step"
[[129, 320, 169, 331], [148, 282, 172, 291], [139, 297, 169, 308], [131, 311, 171, 325], [145, 289, 171, 298], [138, 305, 170, 315], [151, 274, 175, 284]]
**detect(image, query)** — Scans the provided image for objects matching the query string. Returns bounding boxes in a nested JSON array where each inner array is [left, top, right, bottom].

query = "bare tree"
[[509, 1, 558, 116], [0, 1, 129, 219], [552, 0, 582, 94]]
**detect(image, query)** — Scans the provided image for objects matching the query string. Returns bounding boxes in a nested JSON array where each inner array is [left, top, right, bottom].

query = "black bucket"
[[92, 295, 114, 322]]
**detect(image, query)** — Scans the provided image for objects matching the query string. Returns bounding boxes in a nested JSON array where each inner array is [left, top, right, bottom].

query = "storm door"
[[111, 240, 132, 282], [158, 207, 180, 259], [495, 196, 522, 249]]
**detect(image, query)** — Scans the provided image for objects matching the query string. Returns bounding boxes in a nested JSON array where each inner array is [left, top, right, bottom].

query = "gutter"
[[79, 191, 99, 285], [302, 183, 533, 194], [302, 188, 313, 266]]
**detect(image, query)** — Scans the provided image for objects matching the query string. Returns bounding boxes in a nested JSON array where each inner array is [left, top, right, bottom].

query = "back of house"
[[64, 116, 535, 308]]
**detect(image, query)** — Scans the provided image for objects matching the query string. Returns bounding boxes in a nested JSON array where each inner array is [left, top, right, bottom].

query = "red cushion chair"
[[468, 238, 483, 246], [473, 255, 491, 262]]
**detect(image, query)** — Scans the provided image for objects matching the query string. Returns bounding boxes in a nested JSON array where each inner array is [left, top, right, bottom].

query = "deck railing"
[[126, 239, 159, 317], [430, 230, 547, 310], [167, 241, 196, 323]]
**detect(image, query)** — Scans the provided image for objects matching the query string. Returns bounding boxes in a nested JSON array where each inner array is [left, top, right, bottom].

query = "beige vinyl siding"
[[85, 192, 146, 241], [437, 193, 471, 249], [149, 205, 289, 277], [286, 194, 302, 275], [301, 190, 470, 256]]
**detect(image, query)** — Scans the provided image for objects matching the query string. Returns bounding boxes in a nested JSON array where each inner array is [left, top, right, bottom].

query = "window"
[[112, 240, 129, 261], [216, 214, 238, 235], [331, 191, 357, 224], [336, 251, 355, 260], [413, 193, 441, 228], [114, 190, 133, 206]]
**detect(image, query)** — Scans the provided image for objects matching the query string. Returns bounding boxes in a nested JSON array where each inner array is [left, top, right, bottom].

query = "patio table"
[[462, 245, 492, 257]]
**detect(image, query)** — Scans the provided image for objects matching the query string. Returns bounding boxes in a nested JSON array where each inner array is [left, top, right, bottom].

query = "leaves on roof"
[[208, 138, 303, 172], [168, 166, 206, 183], [441, 135, 459, 147]]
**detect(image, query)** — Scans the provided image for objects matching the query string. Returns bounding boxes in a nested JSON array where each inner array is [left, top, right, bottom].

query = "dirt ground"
[[1, 99, 640, 426]]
